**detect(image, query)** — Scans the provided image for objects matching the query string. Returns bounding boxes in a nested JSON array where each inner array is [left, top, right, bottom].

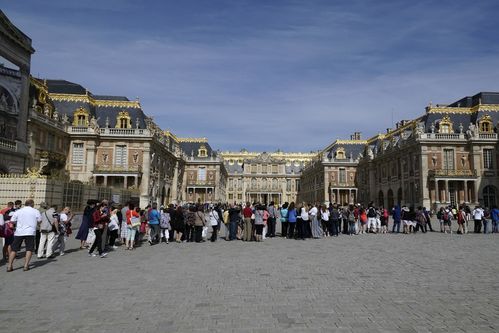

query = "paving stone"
[[0, 230, 498, 332]]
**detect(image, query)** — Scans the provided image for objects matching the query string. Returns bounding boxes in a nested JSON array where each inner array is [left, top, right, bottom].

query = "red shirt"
[[243, 207, 253, 218]]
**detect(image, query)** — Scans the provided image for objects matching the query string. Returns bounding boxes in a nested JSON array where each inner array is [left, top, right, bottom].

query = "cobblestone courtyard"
[[2, 231, 499, 332]]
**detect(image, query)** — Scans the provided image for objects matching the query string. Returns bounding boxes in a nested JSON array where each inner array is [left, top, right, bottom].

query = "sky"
[[2, 0, 499, 152]]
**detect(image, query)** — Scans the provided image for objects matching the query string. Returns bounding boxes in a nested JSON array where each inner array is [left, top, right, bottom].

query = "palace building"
[[1, 10, 498, 211], [221, 150, 315, 205]]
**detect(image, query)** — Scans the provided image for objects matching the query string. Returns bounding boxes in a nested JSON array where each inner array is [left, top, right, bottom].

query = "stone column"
[[124, 176, 128, 189], [17, 66, 30, 142], [435, 179, 439, 203], [140, 145, 151, 207], [444, 180, 449, 203], [464, 181, 468, 203]]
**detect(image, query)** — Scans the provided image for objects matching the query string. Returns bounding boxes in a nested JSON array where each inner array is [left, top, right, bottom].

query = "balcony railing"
[[100, 128, 149, 136], [478, 133, 498, 140], [69, 126, 96, 134], [428, 169, 477, 178], [94, 164, 142, 173], [0, 137, 16, 151]]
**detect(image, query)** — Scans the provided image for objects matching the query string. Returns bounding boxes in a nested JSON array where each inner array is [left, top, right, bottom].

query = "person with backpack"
[[254, 204, 265, 242], [442, 207, 452, 234], [346, 205, 356, 236], [37, 203, 58, 259], [193, 205, 207, 243], [52, 206, 73, 256], [367, 202, 377, 233], [457, 206, 467, 234], [380, 206, 389, 234]]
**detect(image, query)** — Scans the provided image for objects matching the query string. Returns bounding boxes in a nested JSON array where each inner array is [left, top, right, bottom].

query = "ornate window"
[[198, 167, 206, 181], [198, 145, 208, 157], [72, 107, 89, 127], [479, 114, 493, 133], [72, 143, 84, 164], [438, 115, 453, 134], [484, 149, 494, 169], [116, 111, 131, 129], [336, 147, 346, 159]]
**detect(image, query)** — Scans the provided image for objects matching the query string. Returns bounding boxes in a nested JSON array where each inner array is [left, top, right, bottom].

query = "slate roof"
[[179, 141, 216, 159], [325, 142, 365, 160], [46, 80, 87, 95]]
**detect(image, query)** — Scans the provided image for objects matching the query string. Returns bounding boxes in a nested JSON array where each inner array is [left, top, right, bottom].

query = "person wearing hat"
[[37, 203, 58, 259]]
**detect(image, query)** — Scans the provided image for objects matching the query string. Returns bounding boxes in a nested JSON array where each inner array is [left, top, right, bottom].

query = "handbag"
[[130, 216, 141, 228]]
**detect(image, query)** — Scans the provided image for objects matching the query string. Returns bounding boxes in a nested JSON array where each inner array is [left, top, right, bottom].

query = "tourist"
[[367, 202, 377, 233], [414, 206, 427, 233], [52, 206, 72, 256], [346, 205, 356, 236], [125, 204, 140, 250], [2, 201, 16, 260], [227, 204, 241, 241], [108, 209, 120, 249], [160, 207, 171, 243], [76, 200, 96, 249], [296, 203, 304, 240], [309, 203, 321, 239], [320, 205, 329, 237], [267, 201, 277, 238], [287, 202, 297, 239], [208, 205, 220, 242], [120, 202, 129, 246], [89, 203, 109, 258], [491, 205, 499, 233], [172, 205, 185, 243], [436, 207, 445, 232], [359, 206, 368, 234], [184, 205, 196, 242], [193, 205, 207, 243], [380, 206, 389, 234], [442, 206, 452, 234], [457, 206, 467, 234], [280, 202, 289, 238], [254, 204, 265, 242], [242, 202, 253, 241], [7, 199, 41, 272], [329, 204, 340, 236], [392, 205, 401, 233], [300, 203, 310, 238], [37, 203, 57, 259], [147, 203, 161, 245], [423, 207, 433, 232]]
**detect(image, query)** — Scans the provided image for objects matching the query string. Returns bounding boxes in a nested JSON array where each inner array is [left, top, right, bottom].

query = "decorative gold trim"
[[198, 144, 208, 157], [72, 107, 89, 127], [336, 147, 346, 159], [427, 105, 499, 114], [178, 137, 208, 143], [478, 114, 493, 133], [115, 111, 132, 129], [438, 114, 453, 133], [49, 93, 141, 109]]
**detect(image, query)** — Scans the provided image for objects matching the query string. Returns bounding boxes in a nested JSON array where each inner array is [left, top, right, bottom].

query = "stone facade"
[[221, 151, 315, 205], [357, 93, 499, 210]]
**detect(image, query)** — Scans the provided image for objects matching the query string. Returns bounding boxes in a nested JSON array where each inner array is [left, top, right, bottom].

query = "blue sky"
[[3, 0, 499, 152]]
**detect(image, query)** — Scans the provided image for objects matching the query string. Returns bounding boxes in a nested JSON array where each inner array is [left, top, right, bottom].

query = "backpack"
[[443, 211, 449, 221], [367, 207, 376, 218], [160, 212, 171, 229], [348, 211, 355, 223]]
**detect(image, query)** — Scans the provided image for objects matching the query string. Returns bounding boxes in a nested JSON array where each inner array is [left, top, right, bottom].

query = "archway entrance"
[[378, 190, 384, 207], [387, 189, 394, 209]]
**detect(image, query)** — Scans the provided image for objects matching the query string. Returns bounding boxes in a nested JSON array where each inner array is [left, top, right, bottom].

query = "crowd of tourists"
[[1, 198, 498, 272]]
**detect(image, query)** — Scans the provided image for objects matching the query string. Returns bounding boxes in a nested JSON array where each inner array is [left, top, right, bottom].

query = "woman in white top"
[[208, 207, 220, 242], [301, 204, 310, 238], [320, 205, 330, 237]]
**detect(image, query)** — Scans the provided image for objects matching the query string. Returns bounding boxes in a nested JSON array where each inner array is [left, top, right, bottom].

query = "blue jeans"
[[493, 220, 499, 233], [229, 221, 237, 240], [392, 220, 401, 233], [483, 220, 489, 234]]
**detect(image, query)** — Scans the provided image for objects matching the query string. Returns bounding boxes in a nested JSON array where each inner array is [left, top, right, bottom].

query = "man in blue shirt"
[[148, 202, 161, 245], [491, 205, 499, 233]]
